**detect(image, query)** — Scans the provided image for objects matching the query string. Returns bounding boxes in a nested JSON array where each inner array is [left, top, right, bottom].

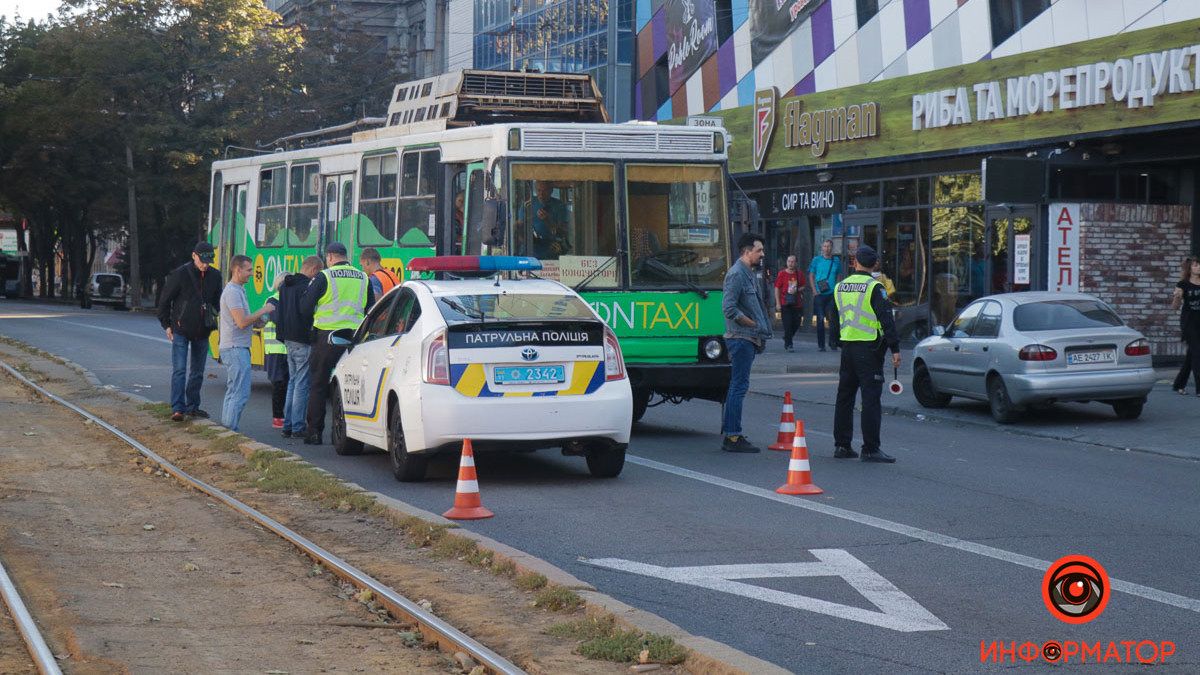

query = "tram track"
[[0, 359, 525, 675]]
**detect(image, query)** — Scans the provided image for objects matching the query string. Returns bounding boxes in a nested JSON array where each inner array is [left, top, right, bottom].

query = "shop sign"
[[761, 185, 839, 216], [913, 46, 1200, 131], [753, 87, 778, 171], [666, 0, 717, 94], [1048, 204, 1079, 292], [783, 100, 880, 158], [0, 228, 21, 254]]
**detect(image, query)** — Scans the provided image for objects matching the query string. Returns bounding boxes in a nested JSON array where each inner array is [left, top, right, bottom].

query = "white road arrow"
[[585, 549, 949, 632]]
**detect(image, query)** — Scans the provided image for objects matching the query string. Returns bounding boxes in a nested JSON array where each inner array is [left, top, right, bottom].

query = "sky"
[[0, 0, 66, 21]]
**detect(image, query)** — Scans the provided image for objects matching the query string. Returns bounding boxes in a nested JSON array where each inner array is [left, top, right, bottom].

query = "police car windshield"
[[436, 293, 594, 325]]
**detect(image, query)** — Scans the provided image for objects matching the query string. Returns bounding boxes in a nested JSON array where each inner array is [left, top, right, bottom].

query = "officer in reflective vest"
[[261, 289, 290, 430], [832, 245, 901, 463], [300, 241, 374, 445]]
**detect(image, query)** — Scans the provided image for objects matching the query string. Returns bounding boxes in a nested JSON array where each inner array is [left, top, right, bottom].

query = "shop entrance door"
[[985, 205, 1038, 294]]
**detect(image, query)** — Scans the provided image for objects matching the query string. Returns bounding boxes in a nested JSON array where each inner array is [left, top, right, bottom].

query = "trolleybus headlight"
[[703, 338, 723, 360]]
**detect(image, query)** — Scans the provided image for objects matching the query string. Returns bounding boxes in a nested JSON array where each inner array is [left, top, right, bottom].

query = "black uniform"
[[833, 282, 900, 455]]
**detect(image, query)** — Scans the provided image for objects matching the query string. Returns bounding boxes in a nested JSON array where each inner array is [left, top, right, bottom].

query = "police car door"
[[339, 292, 400, 442]]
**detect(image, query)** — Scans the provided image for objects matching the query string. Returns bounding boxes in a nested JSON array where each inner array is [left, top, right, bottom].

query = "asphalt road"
[[4, 300, 1199, 672]]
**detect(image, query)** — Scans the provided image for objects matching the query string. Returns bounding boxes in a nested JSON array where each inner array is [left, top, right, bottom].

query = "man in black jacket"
[[158, 242, 223, 422], [274, 255, 323, 438]]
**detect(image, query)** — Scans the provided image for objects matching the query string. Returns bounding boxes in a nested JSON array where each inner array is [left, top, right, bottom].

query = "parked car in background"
[[911, 292, 1157, 423], [80, 272, 127, 310]]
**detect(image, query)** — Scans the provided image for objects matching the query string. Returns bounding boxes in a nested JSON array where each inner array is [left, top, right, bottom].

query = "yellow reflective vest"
[[313, 263, 369, 331], [262, 291, 286, 355], [834, 273, 883, 342]]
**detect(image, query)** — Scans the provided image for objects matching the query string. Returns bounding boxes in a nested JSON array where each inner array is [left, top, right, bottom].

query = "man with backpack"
[[157, 242, 223, 422]]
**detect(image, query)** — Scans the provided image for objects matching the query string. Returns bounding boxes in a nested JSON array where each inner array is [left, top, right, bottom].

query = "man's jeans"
[[721, 338, 757, 436], [171, 334, 209, 414], [813, 293, 836, 349], [220, 347, 252, 432], [284, 341, 312, 434]]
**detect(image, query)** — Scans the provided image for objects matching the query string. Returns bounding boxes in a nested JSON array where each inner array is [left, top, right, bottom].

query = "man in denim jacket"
[[721, 232, 772, 452]]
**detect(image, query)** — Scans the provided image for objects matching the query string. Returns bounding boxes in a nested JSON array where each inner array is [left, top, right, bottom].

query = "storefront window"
[[934, 173, 982, 204], [845, 181, 881, 209], [930, 205, 985, 328], [882, 210, 926, 309], [626, 163, 727, 289], [511, 162, 617, 287], [883, 179, 918, 207]]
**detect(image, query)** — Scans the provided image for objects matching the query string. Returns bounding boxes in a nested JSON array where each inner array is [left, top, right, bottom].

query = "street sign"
[[687, 116, 723, 128], [585, 549, 949, 632]]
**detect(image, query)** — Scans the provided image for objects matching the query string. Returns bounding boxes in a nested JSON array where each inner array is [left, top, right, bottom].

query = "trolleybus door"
[[219, 183, 248, 270], [321, 174, 355, 253]]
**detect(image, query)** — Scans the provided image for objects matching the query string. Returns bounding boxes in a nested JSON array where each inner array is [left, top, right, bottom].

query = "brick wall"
[[1077, 203, 1191, 357]]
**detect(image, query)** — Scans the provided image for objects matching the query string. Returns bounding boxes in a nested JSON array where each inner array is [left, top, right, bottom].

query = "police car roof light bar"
[[407, 256, 542, 272]]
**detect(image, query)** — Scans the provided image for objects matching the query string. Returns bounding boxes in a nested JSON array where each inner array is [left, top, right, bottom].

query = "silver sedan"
[[911, 292, 1157, 423]]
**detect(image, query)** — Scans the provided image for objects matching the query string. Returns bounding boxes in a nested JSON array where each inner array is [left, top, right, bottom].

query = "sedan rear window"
[[436, 293, 594, 324], [1013, 300, 1123, 331]]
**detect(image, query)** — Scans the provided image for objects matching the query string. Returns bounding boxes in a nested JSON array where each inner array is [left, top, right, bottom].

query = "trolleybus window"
[[288, 163, 320, 247], [257, 166, 287, 247], [398, 148, 439, 247], [511, 163, 617, 288], [210, 172, 222, 239], [359, 153, 398, 246], [626, 164, 726, 288]]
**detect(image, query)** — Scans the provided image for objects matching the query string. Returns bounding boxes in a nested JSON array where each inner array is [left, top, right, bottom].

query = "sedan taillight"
[[1124, 338, 1151, 356], [423, 330, 450, 385], [1018, 344, 1058, 361], [603, 328, 626, 381]]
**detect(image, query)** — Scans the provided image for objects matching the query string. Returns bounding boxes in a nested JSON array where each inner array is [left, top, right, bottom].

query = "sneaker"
[[721, 435, 761, 453], [1176, 388, 1188, 395], [833, 445, 858, 459], [171, 411, 186, 422], [188, 409, 210, 419], [861, 449, 896, 463], [272, 417, 284, 429]]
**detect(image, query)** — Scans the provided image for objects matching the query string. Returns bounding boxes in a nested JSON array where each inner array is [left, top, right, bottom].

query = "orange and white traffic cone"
[[443, 439, 494, 520], [776, 421, 823, 495], [768, 391, 796, 451]]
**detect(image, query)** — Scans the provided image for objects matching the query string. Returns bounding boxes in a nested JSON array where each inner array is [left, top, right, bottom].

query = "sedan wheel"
[[331, 385, 364, 456], [388, 403, 427, 482], [912, 363, 951, 408], [1111, 398, 1145, 420], [987, 375, 1017, 424]]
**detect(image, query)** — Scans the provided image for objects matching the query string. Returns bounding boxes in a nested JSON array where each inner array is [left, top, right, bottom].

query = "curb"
[[0, 334, 776, 675]]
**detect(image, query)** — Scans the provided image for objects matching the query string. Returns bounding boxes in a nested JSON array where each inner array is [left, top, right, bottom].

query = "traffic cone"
[[443, 439, 494, 520], [776, 421, 823, 495], [768, 391, 796, 451]]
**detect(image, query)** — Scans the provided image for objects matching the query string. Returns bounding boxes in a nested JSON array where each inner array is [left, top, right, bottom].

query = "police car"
[[328, 256, 633, 482]]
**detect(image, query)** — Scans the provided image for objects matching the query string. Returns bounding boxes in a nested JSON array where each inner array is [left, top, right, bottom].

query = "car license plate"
[[1067, 350, 1115, 365], [493, 365, 566, 385]]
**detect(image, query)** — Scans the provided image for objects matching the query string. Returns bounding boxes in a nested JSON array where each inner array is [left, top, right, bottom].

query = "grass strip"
[[548, 615, 687, 664]]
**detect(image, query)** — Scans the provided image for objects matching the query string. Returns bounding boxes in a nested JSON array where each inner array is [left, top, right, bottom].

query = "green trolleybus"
[[208, 70, 733, 421]]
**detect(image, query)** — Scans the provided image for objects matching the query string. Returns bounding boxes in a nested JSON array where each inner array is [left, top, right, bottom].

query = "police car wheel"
[[388, 402, 427, 482], [632, 387, 651, 423], [331, 385, 364, 456], [585, 444, 625, 478]]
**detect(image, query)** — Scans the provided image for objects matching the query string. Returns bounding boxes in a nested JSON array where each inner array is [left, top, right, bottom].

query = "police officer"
[[832, 245, 900, 463], [300, 242, 374, 445], [261, 287, 289, 429]]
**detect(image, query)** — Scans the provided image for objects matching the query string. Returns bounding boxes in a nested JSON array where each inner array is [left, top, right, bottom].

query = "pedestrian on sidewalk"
[[262, 283, 288, 430], [808, 239, 840, 352], [774, 255, 806, 352], [720, 232, 772, 453], [301, 242, 373, 445], [158, 242, 222, 422], [1172, 255, 1200, 395], [832, 246, 901, 463], [275, 255, 323, 438], [219, 255, 273, 432]]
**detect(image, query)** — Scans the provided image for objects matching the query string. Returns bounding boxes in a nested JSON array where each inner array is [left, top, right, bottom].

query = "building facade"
[[638, 0, 1200, 355], [465, 0, 636, 120]]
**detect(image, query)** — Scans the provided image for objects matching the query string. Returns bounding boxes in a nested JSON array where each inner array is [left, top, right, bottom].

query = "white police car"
[[328, 256, 633, 482]]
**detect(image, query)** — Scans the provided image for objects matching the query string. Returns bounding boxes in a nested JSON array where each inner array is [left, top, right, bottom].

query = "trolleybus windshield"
[[626, 164, 726, 289]]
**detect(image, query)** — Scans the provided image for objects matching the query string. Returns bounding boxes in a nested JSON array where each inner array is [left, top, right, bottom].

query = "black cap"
[[855, 245, 879, 269], [192, 241, 215, 263], [325, 241, 348, 256]]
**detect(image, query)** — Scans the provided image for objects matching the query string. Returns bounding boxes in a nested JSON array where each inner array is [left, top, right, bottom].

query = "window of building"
[[398, 149, 440, 247], [359, 154, 398, 246], [857, 0, 879, 28], [989, 0, 1051, 48], [257, 166, 287, 247], [846, 181, 881, 209], [288, 163, 320, 247]]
